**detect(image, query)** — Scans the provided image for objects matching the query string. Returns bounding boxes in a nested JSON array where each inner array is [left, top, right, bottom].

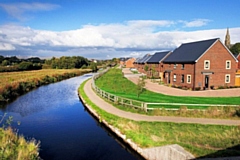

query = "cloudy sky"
[[0, 0, 240, 59]]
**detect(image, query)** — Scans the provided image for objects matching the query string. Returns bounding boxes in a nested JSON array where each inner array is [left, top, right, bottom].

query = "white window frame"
[[187, 74, 191, 84], [226, 60, 231, 69], [225, 74, 230, 83], [204, 60, 210, 70], [174, 63, 177, 69], [173, 74, 176, 82]]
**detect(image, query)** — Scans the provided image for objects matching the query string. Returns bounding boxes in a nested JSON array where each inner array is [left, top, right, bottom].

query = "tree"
[[144, 65, 149, 73], [136, 76, 146, 98], [18, 61, 33, 70], [90, 62, 98, 72], [1, 60, 10, 66], [230, 43, 240, 55]]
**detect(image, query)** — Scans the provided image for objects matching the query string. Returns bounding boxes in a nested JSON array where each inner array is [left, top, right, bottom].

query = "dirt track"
[[83, 79, 240, 125]]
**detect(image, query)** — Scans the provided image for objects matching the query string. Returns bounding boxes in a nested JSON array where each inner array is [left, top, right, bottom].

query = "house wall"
[[162, 63, 195, 88], [125, 58, 136, 68], [195, 40, 236, 89], [236, 70, 240, 86], [237, 55, 240, 69]]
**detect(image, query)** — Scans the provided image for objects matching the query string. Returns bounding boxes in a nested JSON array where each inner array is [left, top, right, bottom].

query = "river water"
[[0, 74, 139, 160]]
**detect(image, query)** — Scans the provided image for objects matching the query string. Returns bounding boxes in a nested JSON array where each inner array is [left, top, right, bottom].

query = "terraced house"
[[163, 38, 238, 90], [146, 51, 171, 79]]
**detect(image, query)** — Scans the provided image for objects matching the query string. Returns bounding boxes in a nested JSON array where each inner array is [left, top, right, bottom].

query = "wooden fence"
[[91, 69, 240, 112]]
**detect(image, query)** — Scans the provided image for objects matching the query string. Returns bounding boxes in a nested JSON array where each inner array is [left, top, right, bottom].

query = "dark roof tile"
[[163, 38, 219, 63], [147, 51, 171, 63]]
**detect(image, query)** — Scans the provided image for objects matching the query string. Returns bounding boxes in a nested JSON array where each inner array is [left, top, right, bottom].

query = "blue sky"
[[0, 0, 240, 59]]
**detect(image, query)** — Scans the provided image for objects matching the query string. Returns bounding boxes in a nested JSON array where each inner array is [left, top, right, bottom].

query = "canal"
[[0, 74, 139, 160]]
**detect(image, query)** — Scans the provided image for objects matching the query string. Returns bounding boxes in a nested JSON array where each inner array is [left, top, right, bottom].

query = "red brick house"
[[236, 54, 240, 69], [120, 57, 136, 68], [146, 51, 171, 79], [163, 38, 238, 90], [134, 54, 152, 74]]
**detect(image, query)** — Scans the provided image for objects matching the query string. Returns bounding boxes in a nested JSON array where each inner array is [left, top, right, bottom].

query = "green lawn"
[[79, 79, 240, 158], [95, 68, 240, 108]]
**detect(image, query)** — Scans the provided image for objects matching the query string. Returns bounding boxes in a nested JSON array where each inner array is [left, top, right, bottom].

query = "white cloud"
[[0, 43, 15, 50], [0, 21, 240, 59], [180, 19, 211, 28], [0, 2, 60, 20]]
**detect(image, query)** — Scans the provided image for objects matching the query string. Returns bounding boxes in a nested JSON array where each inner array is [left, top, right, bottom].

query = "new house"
[[133, 54, 152, 74], [162, 38, 238, 90], [120, 57, 136, 68], [146, 51, 171, 79]]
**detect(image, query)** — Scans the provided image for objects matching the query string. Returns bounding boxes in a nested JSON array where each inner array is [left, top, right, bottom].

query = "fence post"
[[114, 96, 118, 104], [144, 103, 148, 112]]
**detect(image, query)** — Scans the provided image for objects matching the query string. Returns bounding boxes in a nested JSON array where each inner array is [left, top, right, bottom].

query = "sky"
[[0, 0, 240, 59]]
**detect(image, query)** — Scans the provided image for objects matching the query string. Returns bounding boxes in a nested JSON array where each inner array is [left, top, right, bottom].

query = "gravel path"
[[83, 79, 240, 126], [123, 68, 240, 97]]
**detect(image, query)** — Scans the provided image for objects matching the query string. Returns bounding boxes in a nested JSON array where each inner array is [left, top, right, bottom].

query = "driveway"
[[122, 68, 240, 97]]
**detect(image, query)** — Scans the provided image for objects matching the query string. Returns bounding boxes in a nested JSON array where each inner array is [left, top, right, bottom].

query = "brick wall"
[[162, 40, 237, 89], [195, 40, 236, 89], [125, 58, 136, 68]]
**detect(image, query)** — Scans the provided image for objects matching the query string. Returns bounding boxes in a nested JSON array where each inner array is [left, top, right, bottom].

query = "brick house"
[[146, 51, 171, 79], [134, 54, 152, 74], [163, 38, 238, 90], [120, 57, 136, 68], [236, 54, 240, 69]]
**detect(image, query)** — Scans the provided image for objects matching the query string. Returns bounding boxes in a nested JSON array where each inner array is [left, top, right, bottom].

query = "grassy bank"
[[95, 68, 240, 106], [79, 79, 240, 158], [0, 127, 40, 160], [0, 69, 91, 103]]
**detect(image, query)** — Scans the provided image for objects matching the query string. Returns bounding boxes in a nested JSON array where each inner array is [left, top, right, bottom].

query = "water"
[[0, 74, 139, 160]]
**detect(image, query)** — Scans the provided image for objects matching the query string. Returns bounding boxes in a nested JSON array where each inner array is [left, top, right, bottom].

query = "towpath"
[[83, 79, 240, 125]]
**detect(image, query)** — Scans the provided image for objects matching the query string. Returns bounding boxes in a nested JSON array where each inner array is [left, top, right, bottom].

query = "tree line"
[[0, 55, 99, 72]]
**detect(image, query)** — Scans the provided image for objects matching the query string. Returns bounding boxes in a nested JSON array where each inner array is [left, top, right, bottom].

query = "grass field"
[[95, 68, 240, 108], [79, 79, 240, 158]]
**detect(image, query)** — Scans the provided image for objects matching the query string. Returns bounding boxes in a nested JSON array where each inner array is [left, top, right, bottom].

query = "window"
[[225, 74, 230, 83], [204, 60, 210, 69], [181, 64, 185, 69], [181, 74, 184, 83], [173, 74, 176, 82], [174, 63, 177, 69], [226, 60, 231, 69], [187, 75, 191, 84]]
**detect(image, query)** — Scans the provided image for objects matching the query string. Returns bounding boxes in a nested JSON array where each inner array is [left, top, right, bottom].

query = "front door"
[[205, 75, 209, 89]]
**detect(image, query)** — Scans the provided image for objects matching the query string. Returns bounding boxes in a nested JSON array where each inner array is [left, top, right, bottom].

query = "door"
[[205, 75, 209, 89]]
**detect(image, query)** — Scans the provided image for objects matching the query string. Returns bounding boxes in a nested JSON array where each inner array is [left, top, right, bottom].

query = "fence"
[[91, 69, 240, 112]]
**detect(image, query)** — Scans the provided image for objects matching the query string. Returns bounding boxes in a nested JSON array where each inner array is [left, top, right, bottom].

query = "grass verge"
[[95, 68, 240, 106], [79, 79, 240, 158]]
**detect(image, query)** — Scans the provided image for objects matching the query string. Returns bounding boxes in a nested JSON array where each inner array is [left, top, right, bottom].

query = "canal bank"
[[78, 79, 195, 160]]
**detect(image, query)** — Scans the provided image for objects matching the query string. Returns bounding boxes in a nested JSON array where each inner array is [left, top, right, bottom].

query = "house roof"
[[135, 54, 151, 64], [147, 51, 171, 63], [163, 38, 219, 63]]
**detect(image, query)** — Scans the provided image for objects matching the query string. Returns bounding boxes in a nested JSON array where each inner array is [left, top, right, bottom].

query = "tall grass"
[[0, 69, 91, 102], [79, 79, 240, 157], [0, 127, 40, 160]]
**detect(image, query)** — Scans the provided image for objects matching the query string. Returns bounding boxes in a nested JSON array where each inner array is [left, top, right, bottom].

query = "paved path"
[[123, 68, 240, 97], [83, 79, 240, 125]]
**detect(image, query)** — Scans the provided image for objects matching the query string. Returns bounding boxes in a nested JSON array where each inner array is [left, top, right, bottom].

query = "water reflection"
[[0, 74, 138, 160]]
